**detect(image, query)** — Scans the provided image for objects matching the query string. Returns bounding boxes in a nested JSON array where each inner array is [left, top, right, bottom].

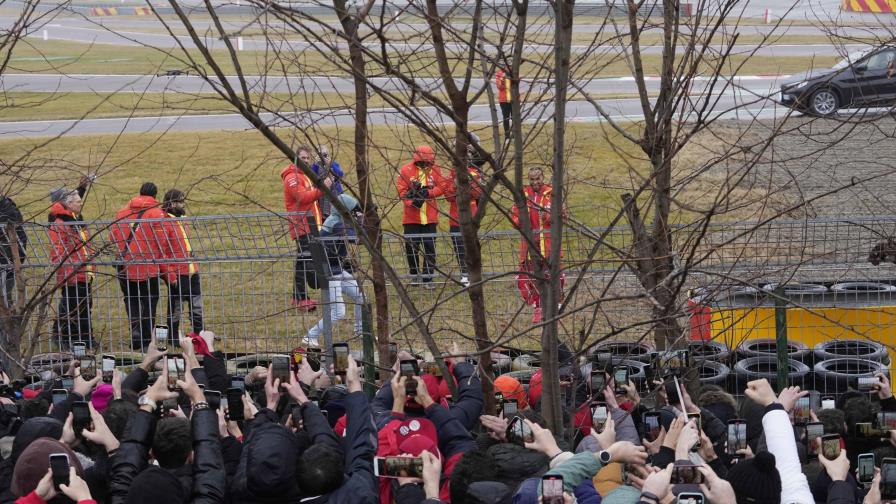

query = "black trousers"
[[166, 273, 203, 337], [403, 223, 437, 281], [119, 277, 160, 350], [449, 225, 468, 275], [54, 281, 93, 350], [293, 234, 315, 301], [500, 102, 512, 135]]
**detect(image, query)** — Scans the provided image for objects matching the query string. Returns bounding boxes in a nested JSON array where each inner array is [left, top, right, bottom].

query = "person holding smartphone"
[[16, 465, 96, 504]]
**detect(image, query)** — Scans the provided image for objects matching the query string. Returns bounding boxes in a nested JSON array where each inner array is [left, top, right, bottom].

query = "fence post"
[[774, 286, 788, 392], [361, 302, 376, 398]]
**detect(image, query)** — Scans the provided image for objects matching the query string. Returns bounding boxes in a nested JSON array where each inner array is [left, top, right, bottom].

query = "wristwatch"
[[138, 395, 157, 412], [598, 450, 612, 464]]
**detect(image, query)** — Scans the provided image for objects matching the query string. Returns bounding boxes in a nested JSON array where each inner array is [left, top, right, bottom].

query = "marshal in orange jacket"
[[395, 146, 447, 226], [161, 212, 198, 282], [109, 195, 171, 281], [444, 166, 483, 228], [48, 202, 94, 285], [510, 184, 555, 263], [280, 163, 324, 238]]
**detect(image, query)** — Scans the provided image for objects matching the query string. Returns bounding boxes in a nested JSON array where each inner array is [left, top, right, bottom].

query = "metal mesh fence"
[[5, 212, 896, 395]]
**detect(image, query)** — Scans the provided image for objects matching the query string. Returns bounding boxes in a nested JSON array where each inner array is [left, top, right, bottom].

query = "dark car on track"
[[780, 46, 896, 116]]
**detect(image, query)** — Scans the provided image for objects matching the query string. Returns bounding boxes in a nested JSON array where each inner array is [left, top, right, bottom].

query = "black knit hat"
[[726, 451, 782, 504]]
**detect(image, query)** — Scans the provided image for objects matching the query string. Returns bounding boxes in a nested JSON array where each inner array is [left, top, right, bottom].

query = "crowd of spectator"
[[0, 332, 895, 504]]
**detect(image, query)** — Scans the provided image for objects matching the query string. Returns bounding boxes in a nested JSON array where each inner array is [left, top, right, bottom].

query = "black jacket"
[[109, 407, 225, 504], [318, 391, 378, 503], [0, 197, 26, 267]]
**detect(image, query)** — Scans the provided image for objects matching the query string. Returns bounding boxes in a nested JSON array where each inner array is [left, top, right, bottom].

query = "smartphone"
[[388, 343, 398, 367], [79, 356, 95, 380], [643, 411, 662, 442], [541, 475, 564, 504], [400, 359, 419, 396], [613, 367, 629, 395], [883, 457, 896, 499], [676, 493, 705, 504], [306, 347, 322, 371], [230, 376, 245, 392], [226, 388, 244, 421], [204, 390, 221, 411], [591, 402, 608, 433], [822, 434, 841, 460], [501, 398, 518, 418], [858, 376, 880, 392], [880, 411, 896, 430], [51, 389, 68, 408], [71, 401, 90, 434], [806, 421, 824, 457], [49, 453, 70, 490], [167, 356, 186, 390], [71, 342, 86, 358], [155, 325, 169, 351], [61, 377, 74, 390], [424, 361, 442, 377], [374, 456, 424, 478], [727, 419, 746, 454], [101, 354, 115, 384], [507, 416, 534, 446], [688, 412, 702, 449], [792, 396, 810, 423], [271, 356, 290, 384], [333, 343, 349, 375], [590, 370, 606, 395], [859, 453, 875, 484], [671, 463, 704, 485], [821, 396, 836, 410]]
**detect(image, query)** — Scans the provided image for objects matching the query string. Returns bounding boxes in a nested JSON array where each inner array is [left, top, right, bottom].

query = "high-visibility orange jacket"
[[48, 202, 94, 285], [510, 184, 555, 263], [496, 69, 512, 103], [281, 164, 323, 239], [395, 146, 447, 226], [110, 196, 171, 281], [444, 166, 483, 228], [162, 212, 198, 281]]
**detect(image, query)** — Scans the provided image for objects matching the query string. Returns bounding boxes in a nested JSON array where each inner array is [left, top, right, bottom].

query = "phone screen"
[[333, 344, 349, 375], [71, 401, 90, 433], [590, 371, 605, 393], [821, 398, 835, 410], [792, 396, 810, 422], [880, 412, 896, 430], [859, 454, 875, 483], [388, 343, 398, 366], [883, 459, 896, 499], [671, 464, 704, 485], [230, 377, 245, 392], [676, 494, 705, 504], [272, 356, 290, 383], [375, 456, 423, 478], [49, 453, 70, 490], [613, 368, 628, 393], [226, 388, 244, 421], [102, 355, 115, 383], [542, 475, 564, 503], [502, 399, 518, 418], [155, 325, 168, 350], [61, 378, 74, 390], [727, 421, 744, 454], [644, 412, 661, 442], [508, 417, 534, 445], [72, 343, 86, 358], [858, 376, 879, 392], [806, 422, 824, 455], [52, 389, 67, 408], [168, 357, 185, 389], [822, 435, 841, 460], [591, 403, 608, 432], [400, 360, 418, 395], [79, 357, 95, 379]]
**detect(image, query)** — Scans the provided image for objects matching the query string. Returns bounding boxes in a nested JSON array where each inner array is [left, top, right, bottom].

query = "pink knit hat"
[[91, 383, 114, 412]]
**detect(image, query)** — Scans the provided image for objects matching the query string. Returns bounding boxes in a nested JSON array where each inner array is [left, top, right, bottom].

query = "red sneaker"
[[296, 299, 317, 312], [532, 307, 542, 324]]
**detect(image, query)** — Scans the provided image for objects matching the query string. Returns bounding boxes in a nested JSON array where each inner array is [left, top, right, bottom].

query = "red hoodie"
[[280, 164, 323, 239], [109, 195, 170, 281]]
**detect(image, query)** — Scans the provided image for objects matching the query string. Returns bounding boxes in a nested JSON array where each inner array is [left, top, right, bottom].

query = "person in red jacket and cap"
[[110, 182, 172, 350], [160, 189, 203, 339], [443, 138, 483, 288], [280, 147, 332, 312], [395, 146, 447, 287]]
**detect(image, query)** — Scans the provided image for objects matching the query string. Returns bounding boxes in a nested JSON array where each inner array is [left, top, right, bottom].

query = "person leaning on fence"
[[395, 145, 447, 288], [160, 189, 204, 339], [48, 185, 95, 350], [110, 182, 173, 350], [281, 147, 333, 313], [510, 167, 566, 324], [303, 194, 365, 347]]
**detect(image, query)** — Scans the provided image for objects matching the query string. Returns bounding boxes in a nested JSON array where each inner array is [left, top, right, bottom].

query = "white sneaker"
[[302, 335, 320, 347], [460, 276, 470, 287]]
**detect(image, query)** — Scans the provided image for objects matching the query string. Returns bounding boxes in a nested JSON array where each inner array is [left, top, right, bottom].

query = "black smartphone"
[[49, 453, 70, 490], [226, 388, 244, 421], [61, 377, 74, 390], [51, 389, 68, 408], [613, 367, 629, 395], [306, 348, 322, 371], [806, 421, 824, 457], [643, 411, 662, 442], [374, 456, 424, 478], [859, 453, 875, 484], [591, 351, 612, 372], [400, 359, 419, 396], [726, 419, 746, 455], [101, 354, 115, 384], [822, 434, 841, 460], [688, 412, 702, 449], [271, 356, 290, 384], [71, 401, 90, 434], [155, 325, 168, 351], [230, 376, 245, 392], [858, 376, 880, 392], [167, 356, 186, 390], [204, 390, 221, 411], [590, 370, 606, 395], [333, 343, 349, 375], [676, 493, 706, 504], [79, 356, 95, 380], [791, 396, 810, 423], [541, 475, 564, 504], [506, 416, 534, 446], [71, 342, 87, 357], [501, 398, 518, 418], [883, 457, 896, 499], [671, 463, 704, 484], [591, 402, 608, 433], [388, 343, 398, 367]]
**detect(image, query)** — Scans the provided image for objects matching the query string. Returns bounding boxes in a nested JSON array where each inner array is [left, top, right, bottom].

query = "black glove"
[[412, 199, 425, 208], [419, 188, 429, 199]]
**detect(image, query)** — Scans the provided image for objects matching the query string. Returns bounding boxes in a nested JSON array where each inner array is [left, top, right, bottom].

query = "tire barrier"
[[761, 283, 828, 294], [226, 353, 289, 376], [813, 357, 889, 394], [734, 356, 811, 391], [590, 341, 655, 363], [511, 354, 540, 371], [831, 282, 896, 293], [29, 352, 73, 378], [697, 361, 731, 387], [814, 339, 890, 366], [736, 338, 811, 364], [492, 353, 513, 373], [689, 340, 731, 364]]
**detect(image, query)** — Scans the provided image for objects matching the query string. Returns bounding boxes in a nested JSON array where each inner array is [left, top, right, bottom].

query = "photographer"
[[395, 145, 446, 288]]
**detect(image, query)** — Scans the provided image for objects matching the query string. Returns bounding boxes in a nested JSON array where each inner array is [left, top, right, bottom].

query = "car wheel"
[[734, 356, 810, 391], [809, 88, 839, 116], [813, 357, 888, 395]]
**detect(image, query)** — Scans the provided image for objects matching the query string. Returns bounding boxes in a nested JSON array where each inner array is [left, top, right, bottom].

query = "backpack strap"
[[117, 209, 147, 274]]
